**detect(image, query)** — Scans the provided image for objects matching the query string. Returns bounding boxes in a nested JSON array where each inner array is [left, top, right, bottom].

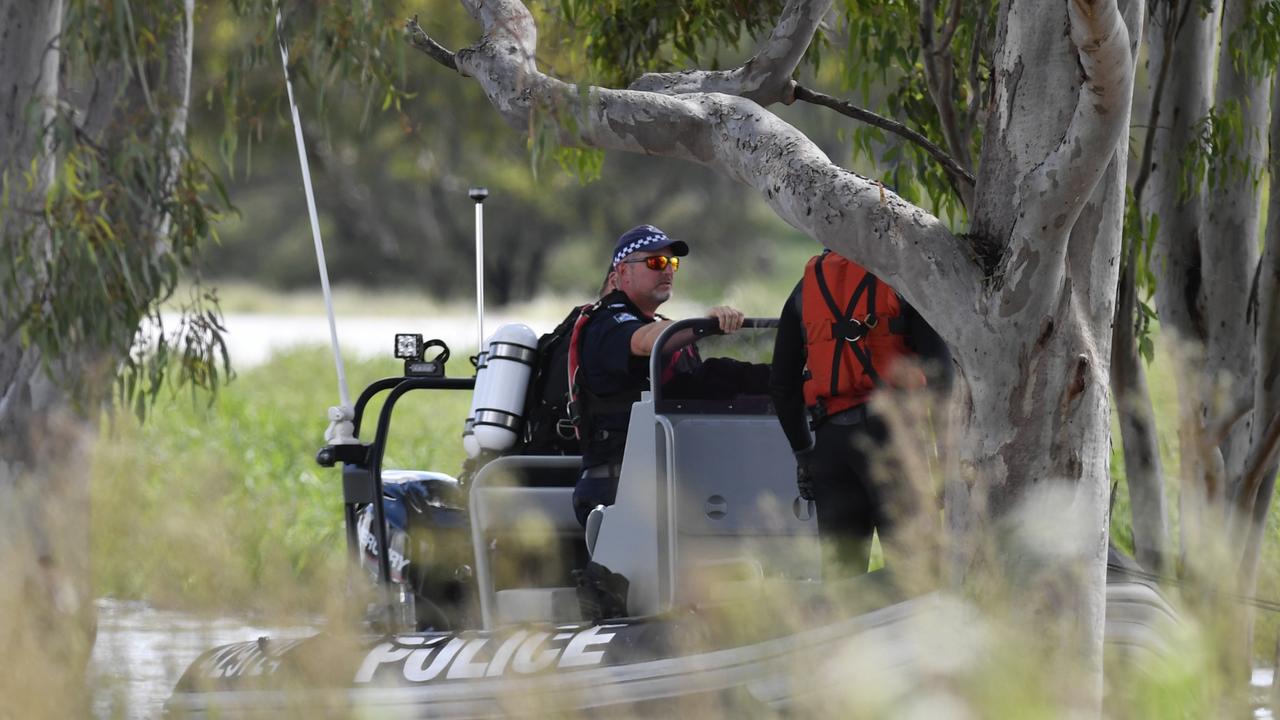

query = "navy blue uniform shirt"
[[579, 290, 652, 401], [577, 290, 654, 468], [578, 290, 771, 468]]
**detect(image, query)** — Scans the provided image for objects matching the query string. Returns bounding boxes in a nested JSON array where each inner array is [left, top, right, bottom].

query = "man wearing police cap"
[[571, 224, 760, 526]]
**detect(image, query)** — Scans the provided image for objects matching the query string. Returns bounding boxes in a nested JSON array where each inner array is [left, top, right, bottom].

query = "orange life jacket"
[[801, 251, 923, 419]]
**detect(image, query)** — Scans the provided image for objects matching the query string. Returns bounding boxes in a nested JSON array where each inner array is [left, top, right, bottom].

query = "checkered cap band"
[[611, 224, 687, 266], [613, 230, 669, 265]]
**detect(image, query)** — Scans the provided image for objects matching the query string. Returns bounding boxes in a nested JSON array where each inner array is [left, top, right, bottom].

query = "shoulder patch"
[[612, 312, 639, 324]]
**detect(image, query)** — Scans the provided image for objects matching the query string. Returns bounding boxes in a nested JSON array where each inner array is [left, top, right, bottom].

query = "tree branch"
[[1130, 0, 1177, 207], [919, 0, 973, 197], [1236, 410, 1280, 517], [406, 16, 457, 72], [1021, 0, 1133, 256], [793, 83, 975, 195], [627, 0, 832, 106], [408, 0, 982, 328]]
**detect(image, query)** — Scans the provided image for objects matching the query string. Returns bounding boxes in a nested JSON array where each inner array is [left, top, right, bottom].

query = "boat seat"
[[469, 455, 584, 629], [494, 587, 581, 624]]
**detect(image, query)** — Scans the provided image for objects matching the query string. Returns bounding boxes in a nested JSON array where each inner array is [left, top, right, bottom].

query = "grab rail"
[[647, 317, 776, 407]]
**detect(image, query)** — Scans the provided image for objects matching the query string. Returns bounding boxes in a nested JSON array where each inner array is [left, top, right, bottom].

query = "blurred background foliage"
[[190, 1, 832, 309], [188, 0, 981, 308]]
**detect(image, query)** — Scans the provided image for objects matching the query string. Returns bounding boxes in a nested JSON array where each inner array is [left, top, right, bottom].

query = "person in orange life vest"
[[572, 224, 766, 526], [768, 249, 952, 578]]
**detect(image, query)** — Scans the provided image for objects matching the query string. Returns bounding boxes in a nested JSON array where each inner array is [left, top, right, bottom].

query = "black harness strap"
[[813, 253, 881, 396]]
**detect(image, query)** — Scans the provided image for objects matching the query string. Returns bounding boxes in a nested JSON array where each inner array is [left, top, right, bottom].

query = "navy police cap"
[[611, 225, 689, 266]]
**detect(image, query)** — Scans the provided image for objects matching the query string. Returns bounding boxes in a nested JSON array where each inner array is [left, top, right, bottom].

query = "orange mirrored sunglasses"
[[619, 255, 680, 272]]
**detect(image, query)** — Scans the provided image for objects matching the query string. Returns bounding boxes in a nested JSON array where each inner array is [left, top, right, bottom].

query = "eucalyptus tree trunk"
[[1143, 0, 1218, 567], [1140, 0, 1280, 673], [1238, 71, 1280, 659], [1112, 253, 1169, 574], [0, 0, 197, 705], [413, 0, 1135, 709], [1203, 0, 1267, 498], [0, 1, 90, 711], [1146, 0, 1276, 552], [950, 1, 1138, 700], [0, 1, 65, 488]]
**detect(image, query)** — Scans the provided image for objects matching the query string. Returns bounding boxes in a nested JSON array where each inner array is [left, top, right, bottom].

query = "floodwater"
[[89, 597, 1277, 719], [175, 302, 702, 368], [89, 598, 314, 719]]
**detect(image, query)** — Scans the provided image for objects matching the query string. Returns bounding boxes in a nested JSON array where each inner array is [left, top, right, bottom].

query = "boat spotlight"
[[395, 334, 450, 377], [395, 333, 424, 361]]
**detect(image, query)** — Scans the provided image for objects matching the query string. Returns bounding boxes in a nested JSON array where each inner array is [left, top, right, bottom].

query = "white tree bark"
[[1205, 0, 1268, 499], [422, 0, 1133, 707], [0, 0, 65, 516], [1236, 69, 1280, 648], [0, 1, 90, 707], [1144, 0, 1219, 567]]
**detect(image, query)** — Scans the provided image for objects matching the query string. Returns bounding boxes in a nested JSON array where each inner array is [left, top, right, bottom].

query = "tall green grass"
[[91, 347, 472, 614]]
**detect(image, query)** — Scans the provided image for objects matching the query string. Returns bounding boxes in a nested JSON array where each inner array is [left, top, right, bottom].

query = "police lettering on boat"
[[354, 624, 623, 683]]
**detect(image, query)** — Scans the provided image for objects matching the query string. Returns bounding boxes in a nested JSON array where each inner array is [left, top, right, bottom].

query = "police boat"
[[165, 317, 1180, 718]]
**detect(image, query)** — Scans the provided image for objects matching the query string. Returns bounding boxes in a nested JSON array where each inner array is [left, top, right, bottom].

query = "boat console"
[[465, 318, 817, 627]]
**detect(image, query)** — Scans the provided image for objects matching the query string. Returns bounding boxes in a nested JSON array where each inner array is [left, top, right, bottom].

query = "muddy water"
[[89, 599, 314, 719]]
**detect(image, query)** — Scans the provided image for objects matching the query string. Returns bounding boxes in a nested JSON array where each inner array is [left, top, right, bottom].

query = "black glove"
[[794, 449, 816, 501]]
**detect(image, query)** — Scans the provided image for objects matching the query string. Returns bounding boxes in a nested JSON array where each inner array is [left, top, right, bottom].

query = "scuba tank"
[[472, 323, 538, 453]]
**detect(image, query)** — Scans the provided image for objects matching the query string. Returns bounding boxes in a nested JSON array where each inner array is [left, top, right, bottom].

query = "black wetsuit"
[[768, 281, 951, 577]]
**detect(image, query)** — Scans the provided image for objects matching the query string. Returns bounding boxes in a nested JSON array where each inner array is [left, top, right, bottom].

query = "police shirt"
[[576, 290, 656, 468], [578, 290, 770, 469]]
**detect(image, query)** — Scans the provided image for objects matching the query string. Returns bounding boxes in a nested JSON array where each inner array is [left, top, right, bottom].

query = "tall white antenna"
[[275, 10, 355, 442], [470, 187, 489, 352]]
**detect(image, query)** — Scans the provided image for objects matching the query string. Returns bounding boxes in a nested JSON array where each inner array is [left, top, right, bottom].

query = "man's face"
[[615, 249, 677, 309]]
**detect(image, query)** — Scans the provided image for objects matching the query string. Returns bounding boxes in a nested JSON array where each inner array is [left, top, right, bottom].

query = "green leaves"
[[1180, 101, 1262, 200], [555, 146, 605, 184], [1, 95, 233, 422], [1232, 0, 1280, 77], [553, 0, 789, 86], [1120, 189, 1160, 365]]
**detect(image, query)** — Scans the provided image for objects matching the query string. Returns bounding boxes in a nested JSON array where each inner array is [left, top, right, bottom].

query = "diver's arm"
[[904, 303, 954, 392], [769, 284, 813, 453]]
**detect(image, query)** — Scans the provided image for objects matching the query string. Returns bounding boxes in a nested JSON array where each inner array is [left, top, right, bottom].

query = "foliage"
[[1120, 190, 1160, 362], [0, 2, 234, 421], [184, 1, 790, 306], [1234, 0, 1280, 77], [1179, 100, 1264, 200], [555, 0, 791, 86], [547, 0, 994, 221], [836, 0, 993, 220], [91, 346, 472, 612]]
